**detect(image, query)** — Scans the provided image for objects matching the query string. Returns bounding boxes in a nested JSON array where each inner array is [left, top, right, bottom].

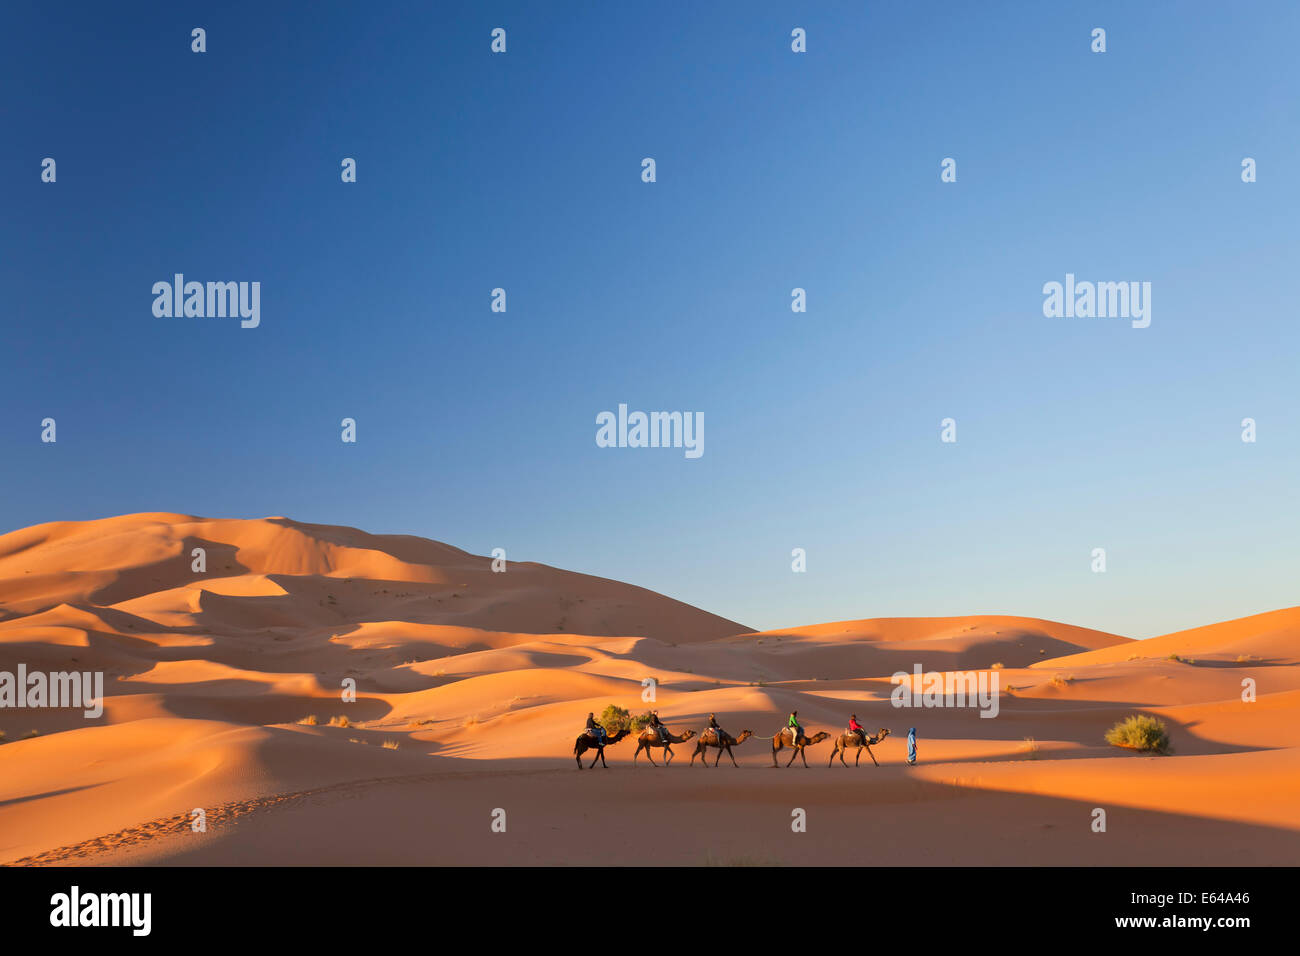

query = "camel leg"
[[714, 747, 722, 767], [589, 747, 601, 769], [727, 746, 739, 768], [665, 746, 673, 766], [800, 747, 809, 768], [786, 747, 798, 767], [575, 747, 583, 769], [866, 745, 878, 767]]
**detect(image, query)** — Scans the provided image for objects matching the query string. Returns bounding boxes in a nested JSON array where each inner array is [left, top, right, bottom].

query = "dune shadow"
[[86, 537, 249, 606], [0, 783, 100, 809]]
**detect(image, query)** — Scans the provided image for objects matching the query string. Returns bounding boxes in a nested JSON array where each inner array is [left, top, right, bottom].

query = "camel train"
[[572, 710, 889, 770]]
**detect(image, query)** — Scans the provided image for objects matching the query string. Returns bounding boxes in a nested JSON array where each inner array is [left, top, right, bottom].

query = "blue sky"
[[2, 1, 1296, 638]]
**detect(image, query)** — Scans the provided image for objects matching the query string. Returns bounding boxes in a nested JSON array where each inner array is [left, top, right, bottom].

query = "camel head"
[[808, 731, 831, 744], [609, 728, 631, 742], [877, 728, 891, 741], [734, 730, 754, 743], [680, 729, 696, 741]]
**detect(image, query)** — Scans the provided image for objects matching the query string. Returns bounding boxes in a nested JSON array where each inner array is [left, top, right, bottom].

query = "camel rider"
[[707, 712, 725, 741], [585, 712, 606, 743], [848, 713, 866, 745], [787, 710, 802, 744], [648, 711, 669, 744]]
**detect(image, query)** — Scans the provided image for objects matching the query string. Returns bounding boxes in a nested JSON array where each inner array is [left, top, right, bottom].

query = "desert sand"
[[1, 513, 1297, 866]]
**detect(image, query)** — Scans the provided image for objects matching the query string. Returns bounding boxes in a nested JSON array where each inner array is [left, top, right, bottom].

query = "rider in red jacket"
[[848, 714, 866, 743]]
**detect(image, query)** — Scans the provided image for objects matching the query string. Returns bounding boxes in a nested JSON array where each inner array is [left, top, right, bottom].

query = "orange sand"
[[1, 513, 1296, 865]]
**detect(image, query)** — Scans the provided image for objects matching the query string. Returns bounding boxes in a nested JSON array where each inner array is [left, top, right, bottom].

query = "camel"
[[770, 727, 831, 767], [828, 727, 890, 767], [632, 727, 696, 765], [573, 727, 631, 769], [690, 729, 754, 767]]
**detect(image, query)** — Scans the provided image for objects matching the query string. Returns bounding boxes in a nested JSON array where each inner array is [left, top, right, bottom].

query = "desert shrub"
[[297, 715, 319, 726], [599, 704, 653, 733], [382, 739, 399, 749], [328, 715, 350, 728], [598, 703, 630, 730], [1105, 714, 1170, 753]]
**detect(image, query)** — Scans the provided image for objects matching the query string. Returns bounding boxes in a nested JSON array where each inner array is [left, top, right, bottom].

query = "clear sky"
[[2, 1, 1296, 639]]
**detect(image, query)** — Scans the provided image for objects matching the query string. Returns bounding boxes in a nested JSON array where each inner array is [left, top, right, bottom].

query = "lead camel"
[[828, 727, 890, 767]]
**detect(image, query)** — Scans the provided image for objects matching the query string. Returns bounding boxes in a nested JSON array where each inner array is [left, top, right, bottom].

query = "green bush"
[[1105, 714, 1170, 753], [599, 704, 653, 733]]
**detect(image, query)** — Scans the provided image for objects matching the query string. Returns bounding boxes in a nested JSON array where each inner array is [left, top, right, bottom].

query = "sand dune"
[[1, 512, 1297, 865]]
